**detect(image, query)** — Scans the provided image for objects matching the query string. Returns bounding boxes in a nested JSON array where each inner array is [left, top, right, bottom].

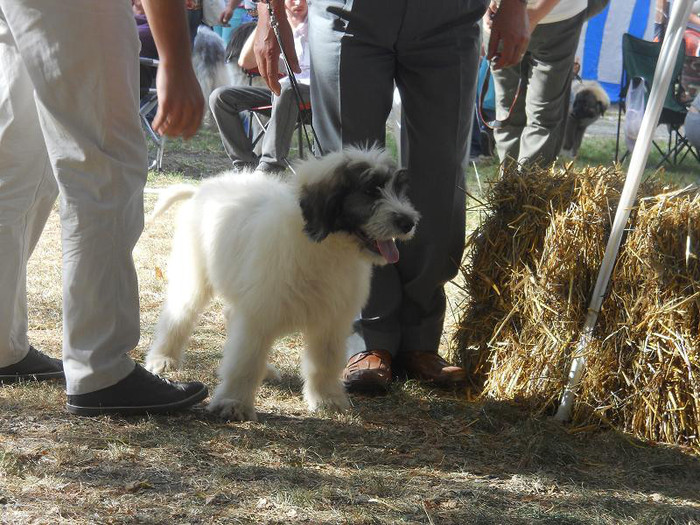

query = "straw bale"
[[454, 164, 699, 448]]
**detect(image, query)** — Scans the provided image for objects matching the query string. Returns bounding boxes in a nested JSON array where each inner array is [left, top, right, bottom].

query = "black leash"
[[264, 0, 324, 157]]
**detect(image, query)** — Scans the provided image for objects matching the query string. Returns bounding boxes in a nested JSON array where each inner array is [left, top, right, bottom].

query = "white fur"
[[145, 147, 419, 421]]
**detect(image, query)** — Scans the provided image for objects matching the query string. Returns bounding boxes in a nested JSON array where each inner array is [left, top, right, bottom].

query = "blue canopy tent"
[[576, 0, 655, 102]]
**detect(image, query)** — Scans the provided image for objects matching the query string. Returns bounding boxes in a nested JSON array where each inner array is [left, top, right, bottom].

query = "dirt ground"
[[1, 129, 699, 524]]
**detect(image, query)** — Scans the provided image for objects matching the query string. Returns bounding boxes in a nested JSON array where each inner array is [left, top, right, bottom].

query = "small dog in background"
[[145, 147, 420, 421], [192, 23, 267, 130], [561, 80, 610, 157], [192, 25, 232, 124]]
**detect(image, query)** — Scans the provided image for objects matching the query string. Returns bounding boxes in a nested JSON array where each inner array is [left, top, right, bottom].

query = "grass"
[[1, 125, 700, 524]]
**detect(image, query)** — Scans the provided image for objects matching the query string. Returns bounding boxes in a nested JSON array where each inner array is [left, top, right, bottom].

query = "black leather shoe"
[[0, 346, 64, 384], [66, 364, 208, 416]]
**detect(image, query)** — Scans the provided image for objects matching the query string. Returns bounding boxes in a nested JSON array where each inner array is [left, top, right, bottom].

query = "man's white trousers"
[[0, 0, 147, 394]]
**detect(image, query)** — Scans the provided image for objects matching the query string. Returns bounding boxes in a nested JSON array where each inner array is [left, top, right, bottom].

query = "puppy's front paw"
[[305, 385, 350, 413], [145, 355, 180, 375], [207, 396, 258, 422]]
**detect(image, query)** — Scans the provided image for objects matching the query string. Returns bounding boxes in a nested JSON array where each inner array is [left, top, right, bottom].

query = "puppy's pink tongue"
[[376, 239, 399, 264]]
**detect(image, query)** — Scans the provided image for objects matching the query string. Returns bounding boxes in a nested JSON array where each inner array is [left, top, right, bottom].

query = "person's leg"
[[393, 0, 483, 363], [685, 111, 700, 149], [309, 0, 403, 360], [187, 7, 203, 48], [209, 85, 272, 165], [1, 0, 207, 410], [489, 56, 528, 165], [516, 11, 585, 167], [309, 0, 400, 155], [1, 0, 148, 394], [0, 7, 60, 373], [258, 82, 311, 171]]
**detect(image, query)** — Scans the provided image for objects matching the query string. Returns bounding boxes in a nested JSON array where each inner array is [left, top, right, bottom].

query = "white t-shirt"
[[280, 20, 310, 86], [531, 0, 587, 25]]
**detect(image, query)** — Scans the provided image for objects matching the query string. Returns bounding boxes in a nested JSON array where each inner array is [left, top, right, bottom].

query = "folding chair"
[[139, 57, 166, 171], [614, 33, 699, 167], [241, 66, 315, 167], [248, 100, 313, 167]]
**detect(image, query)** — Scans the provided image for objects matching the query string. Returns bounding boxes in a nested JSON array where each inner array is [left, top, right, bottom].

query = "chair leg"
[[298, 117, 305, 160], [615, 102, 623, 163], [157, 136, 166, 171]]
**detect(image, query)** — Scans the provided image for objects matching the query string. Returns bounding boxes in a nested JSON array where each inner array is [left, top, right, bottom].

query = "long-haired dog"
[[145, 147, 420, 421], [561, 80, 610, 157], [192, 25, 233, 124]]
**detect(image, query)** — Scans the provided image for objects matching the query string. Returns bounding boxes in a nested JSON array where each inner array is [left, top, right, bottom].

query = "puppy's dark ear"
[[393, 168, 410, 195], [299, 180, 342, 242], [598, 101, 606, 116]]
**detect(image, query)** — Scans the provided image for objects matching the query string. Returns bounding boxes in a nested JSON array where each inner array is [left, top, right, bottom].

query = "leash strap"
[[264, 0, 324, 157], [478, 58, 526, 131]]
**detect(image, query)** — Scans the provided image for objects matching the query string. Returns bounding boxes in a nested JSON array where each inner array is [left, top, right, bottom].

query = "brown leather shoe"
[[396, 352, 467, 388], [342, 350, 392, 394]]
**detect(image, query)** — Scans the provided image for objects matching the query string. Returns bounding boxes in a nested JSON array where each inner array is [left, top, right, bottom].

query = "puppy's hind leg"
[[302, 325, 350, 413], [208, 314, 274, 421], [146, 222, 212, 374]]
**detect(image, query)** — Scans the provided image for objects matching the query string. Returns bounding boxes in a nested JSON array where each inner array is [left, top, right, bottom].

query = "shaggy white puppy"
[[145, 147, 420, 421]]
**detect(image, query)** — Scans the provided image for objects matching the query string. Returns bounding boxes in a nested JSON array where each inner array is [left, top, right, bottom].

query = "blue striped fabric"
[[576, 0, 655, 102]]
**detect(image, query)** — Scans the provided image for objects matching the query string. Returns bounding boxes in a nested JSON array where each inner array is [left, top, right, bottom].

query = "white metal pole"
[[554, 0, 694, 422]]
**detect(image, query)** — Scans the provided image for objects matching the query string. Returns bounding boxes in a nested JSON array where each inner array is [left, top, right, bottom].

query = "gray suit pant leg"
[[209, 86, 272, 164], [491, 11, 586, 167], [259, 82, 311, 169], [309, 0, 485, 356]]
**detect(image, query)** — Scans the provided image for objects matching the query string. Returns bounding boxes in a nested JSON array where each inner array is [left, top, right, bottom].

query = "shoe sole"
[[0, 371, 65, 385], [343, 379, 390, 396], [395, 370, 468, 390], [65, 385, 209, 416]]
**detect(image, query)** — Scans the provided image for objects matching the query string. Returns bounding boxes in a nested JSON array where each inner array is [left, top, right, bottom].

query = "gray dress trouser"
[[309, 0, 486, 356], [0, 0, 146, 394], [490, 10, 586, 167], [210, 82, 311, 170]]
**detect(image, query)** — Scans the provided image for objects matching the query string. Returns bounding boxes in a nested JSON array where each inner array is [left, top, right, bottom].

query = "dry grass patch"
[[0, 165, 698, 524]]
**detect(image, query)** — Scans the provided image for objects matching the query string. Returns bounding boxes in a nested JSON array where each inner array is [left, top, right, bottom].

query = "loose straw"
[[554, 0, 695, 422]]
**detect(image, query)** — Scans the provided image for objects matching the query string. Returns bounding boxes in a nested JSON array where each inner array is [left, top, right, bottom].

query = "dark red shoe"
[[396, 352, 467, 388], [342, 350, 392, 395]]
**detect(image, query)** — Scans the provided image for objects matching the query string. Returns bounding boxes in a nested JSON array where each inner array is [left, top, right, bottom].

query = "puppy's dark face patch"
[[336, 163, 394, 229], [299, 149, 420, 265]]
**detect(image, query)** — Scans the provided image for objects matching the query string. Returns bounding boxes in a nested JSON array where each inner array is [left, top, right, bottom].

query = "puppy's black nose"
[[394, 214, 415, 234]]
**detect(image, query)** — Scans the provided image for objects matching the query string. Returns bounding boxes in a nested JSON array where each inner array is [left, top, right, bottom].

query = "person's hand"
[[487, 0, 530, 70], [219, 0, 235, 25], [132, 0, 146, 16], [152, 62, 204, 139], [254, 0, 300, 95]]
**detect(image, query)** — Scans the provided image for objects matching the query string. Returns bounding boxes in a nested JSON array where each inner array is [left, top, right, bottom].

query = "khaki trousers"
[[0, 0, 147, 394]]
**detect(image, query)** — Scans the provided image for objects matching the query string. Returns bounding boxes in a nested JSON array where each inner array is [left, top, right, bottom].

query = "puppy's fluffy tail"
[[148, 185, 197, 223]]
